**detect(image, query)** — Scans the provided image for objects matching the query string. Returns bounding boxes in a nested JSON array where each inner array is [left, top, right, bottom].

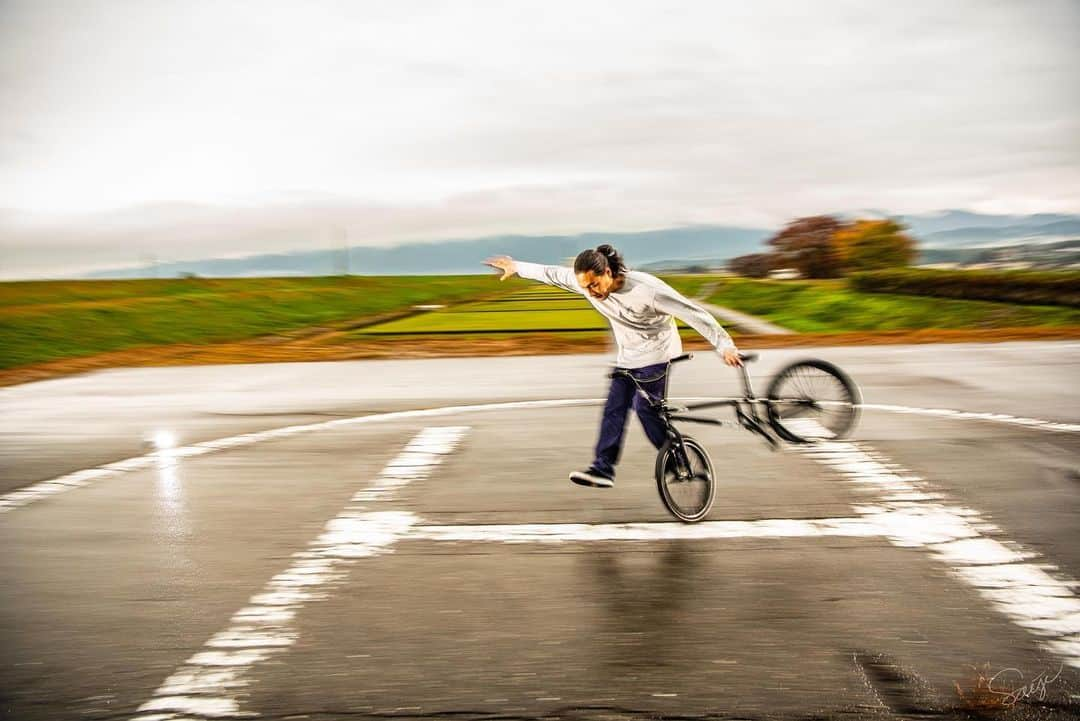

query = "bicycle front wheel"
[[655, 436, 715, 523], [765, 359, 861, 443]]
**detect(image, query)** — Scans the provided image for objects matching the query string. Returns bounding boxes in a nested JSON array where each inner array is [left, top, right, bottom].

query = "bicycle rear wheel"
[[655, 437, 715, 523], [765, 359, 861, 443]]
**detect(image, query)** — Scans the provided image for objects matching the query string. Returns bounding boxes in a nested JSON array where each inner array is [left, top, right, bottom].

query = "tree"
[[727, 253, 776, 278], [767, 215, 845, 278], [834, 219, 917, 272]]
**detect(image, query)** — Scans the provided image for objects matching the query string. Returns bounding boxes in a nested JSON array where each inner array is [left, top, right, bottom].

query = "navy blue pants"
[[592, 362, 670, 477]]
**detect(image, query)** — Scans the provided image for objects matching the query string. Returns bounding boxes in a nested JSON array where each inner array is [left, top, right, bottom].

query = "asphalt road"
[[1, 342, 1079, 720]]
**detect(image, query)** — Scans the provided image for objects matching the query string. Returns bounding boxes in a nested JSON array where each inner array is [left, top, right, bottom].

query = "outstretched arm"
[[483, 256, 582, 295], [652, 283, 743, 367]]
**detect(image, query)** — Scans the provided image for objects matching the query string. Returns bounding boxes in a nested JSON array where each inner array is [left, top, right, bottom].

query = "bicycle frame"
[[618, 357, 781, 461], [669, 362, 780, 449]]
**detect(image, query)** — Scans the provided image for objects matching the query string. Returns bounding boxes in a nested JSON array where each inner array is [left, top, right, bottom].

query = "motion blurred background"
[[1, 0, 1078, 382]]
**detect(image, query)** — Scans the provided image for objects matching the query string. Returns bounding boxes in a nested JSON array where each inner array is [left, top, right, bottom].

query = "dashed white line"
[[7, 390, 1080, 701], [130, 426, 469, 721], [3, 397, 1076, 515], [412, 517, 881, 543], [0, 399, 600, 514], [800, 440, 1080, 670], [103, 428, 1078, 716], [856, 402, 1080, 434]]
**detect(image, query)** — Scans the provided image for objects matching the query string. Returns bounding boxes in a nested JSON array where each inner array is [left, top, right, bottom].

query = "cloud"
[[0, 0, 1078, 277]]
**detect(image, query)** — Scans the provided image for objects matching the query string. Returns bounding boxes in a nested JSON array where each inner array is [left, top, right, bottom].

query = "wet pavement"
[[1, 342, 1079, 720]]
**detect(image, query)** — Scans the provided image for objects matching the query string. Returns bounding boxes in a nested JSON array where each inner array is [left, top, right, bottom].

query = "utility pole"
[[342, 227, 350, 276], [331, 226, 350, 276]]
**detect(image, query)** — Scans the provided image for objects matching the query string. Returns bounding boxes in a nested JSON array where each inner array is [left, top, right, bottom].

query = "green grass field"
[[5, 272, 1079, 375], [0, 275, 503, 369], [663, 276, 1080, 333], [358, 285, 602, 334], [355, 284, 703, 335]]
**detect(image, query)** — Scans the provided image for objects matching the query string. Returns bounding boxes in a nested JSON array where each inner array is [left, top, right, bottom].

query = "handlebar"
[[608, 351, 758, 402]]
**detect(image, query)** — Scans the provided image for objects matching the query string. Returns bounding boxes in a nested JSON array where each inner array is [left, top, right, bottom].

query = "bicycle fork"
[[665, 427, 696, 481]]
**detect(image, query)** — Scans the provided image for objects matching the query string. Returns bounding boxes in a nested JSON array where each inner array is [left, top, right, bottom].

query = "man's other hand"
[[722, 348, 743, 367]]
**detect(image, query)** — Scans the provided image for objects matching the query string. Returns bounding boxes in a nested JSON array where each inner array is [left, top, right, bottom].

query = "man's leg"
[[632, 363, 671, 450], [590, 371, 636, 478]]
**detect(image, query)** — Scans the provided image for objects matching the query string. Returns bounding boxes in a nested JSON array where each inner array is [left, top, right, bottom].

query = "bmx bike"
[[611, 352, 861, 523]]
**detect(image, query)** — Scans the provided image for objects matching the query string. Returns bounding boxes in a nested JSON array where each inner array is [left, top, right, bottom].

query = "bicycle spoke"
[[768, 361, 858, 441]]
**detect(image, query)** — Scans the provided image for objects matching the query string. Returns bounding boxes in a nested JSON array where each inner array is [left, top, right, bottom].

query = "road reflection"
[[581, 541, 702, 671]]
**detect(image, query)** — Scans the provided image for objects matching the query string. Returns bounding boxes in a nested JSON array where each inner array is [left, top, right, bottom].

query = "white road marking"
[[104, 429, 1077, 716], [7, 381, 1080, 696], [772, 417, 836, 440], [405, 440, 1080, 672], [3, 397, 1076, 515], [130, 426, 469, 721], [856, 402, 1080, 434], [800, 440, 1080, 670], [0, 399, 599, 514], [413, 517, 881, 543]]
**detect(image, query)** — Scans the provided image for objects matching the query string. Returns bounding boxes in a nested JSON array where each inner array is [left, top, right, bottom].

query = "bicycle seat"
[[739, 352, 759, 363]]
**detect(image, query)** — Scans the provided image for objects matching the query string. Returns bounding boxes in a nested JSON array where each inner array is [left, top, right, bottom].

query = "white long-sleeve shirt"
[[515, 261, 735, 369]]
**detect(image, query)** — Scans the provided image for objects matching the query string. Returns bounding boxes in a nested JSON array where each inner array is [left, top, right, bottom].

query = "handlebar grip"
[[670, 353, 693, 364]]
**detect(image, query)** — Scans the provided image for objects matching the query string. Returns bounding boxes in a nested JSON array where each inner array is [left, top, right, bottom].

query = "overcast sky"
[[1, 0, 1078, 277]]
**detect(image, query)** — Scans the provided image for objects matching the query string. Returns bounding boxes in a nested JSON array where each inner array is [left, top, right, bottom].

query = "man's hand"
[[483, 256, 517, 281], [722, 348, 743, 367]]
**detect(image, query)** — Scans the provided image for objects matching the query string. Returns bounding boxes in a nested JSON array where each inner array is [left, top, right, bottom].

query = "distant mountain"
[[10, 205, 1075, 279], [919, 239, 1080, 267], [85, 226, 770, 278], [898, 210, 1080, 235], [900, 211, 1080, 248]]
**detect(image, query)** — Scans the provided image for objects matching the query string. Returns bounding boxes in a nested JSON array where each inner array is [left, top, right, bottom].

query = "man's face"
[[577, 269, 615, 300]]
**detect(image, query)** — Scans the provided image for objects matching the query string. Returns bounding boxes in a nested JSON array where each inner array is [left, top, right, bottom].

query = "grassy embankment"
[[663, 276, 1080, 333], [3, 272, 1079, 387], [0, 275, 503, 371]]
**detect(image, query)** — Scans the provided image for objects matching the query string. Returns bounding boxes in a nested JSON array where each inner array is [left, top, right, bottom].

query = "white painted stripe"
[[856, 402, 1080, 434], [130, 426, 468, 721], [4, 397, 1077, 515], [413, 517, 881, 543], [801, 440, 1080, 670], [0, 399, 599, 515]]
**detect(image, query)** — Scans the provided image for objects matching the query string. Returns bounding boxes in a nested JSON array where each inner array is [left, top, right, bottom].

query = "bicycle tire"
[[655, 436, 716, 523], [765, 358, 861, 443]]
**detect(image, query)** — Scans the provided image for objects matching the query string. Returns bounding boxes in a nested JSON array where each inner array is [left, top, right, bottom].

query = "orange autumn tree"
[[833, 219, 917, 273]]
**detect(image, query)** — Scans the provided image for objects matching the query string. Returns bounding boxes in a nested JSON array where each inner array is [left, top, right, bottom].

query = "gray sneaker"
[[569, 468, 615, 488]]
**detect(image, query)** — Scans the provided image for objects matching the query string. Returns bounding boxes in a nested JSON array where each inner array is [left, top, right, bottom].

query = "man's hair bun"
[[573, 244, 625, 277]]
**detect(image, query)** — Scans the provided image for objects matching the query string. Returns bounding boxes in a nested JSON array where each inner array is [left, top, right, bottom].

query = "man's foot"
[[569, 468, 615, 488]]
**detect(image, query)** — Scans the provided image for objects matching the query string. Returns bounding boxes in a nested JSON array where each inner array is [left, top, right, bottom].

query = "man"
[[484, 244, 742, 488]]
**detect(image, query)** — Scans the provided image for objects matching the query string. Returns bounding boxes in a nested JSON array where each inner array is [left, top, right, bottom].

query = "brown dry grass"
[[2, 325, 1078, 388]]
